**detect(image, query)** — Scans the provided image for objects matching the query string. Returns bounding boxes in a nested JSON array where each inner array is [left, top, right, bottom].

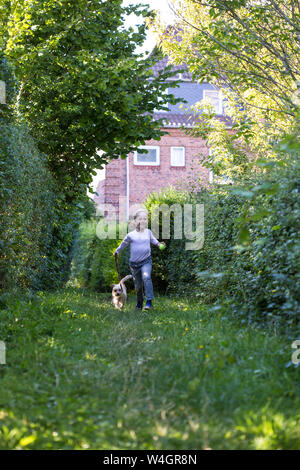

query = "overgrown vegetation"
[[0, 0, 299, 451]]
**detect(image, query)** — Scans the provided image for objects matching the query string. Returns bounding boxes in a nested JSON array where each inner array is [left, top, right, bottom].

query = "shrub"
[[224, 156, 300, 333], [144, 155, 299, 333], [0, 55, 86, 290], [0, 118, 53, 289], [68, 218, 131, 292], [144, 186, 196, 295]]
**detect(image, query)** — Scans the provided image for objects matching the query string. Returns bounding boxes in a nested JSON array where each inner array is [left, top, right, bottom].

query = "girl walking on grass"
[[113, 209, 166, 310]]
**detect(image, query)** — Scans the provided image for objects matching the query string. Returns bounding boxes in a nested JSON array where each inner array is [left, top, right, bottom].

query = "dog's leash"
[[114, 253, 121, 283]]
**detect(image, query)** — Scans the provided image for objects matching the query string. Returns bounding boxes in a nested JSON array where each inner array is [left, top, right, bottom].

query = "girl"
[[113, 209, 166, 310]]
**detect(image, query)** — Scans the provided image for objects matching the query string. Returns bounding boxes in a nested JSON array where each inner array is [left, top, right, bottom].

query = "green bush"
[[68, 218, 131, 292], [145, 185, 245, 298], [0, 54, 86, 290], [224, 156, 300, 333], [0, 117, 53, 288], [144, 155, 299, 333], [145, 186, 196, 295], [0, 116, 85, 290]]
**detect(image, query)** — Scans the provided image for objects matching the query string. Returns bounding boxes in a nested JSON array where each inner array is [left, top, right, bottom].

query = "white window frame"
[[203, 89, 223, 115], [134, 146, 160, 166], [170, 146, 185, 167]]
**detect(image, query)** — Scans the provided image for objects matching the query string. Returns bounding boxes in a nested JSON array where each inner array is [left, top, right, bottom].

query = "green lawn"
[[0, 288, 299, 450]]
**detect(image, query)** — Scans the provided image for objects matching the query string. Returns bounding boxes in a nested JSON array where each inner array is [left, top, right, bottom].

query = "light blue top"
[[115, 228, 159, 263]]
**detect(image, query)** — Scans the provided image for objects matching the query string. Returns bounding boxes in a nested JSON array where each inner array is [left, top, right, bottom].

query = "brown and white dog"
[[111, 275, 133, 310]]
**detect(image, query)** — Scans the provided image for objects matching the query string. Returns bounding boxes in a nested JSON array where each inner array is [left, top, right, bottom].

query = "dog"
[[111, 275, 133, 310]]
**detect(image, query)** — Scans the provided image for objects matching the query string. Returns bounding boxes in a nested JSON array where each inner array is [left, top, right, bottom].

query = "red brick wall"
[[94, 128, 210, 218], [94, 157, 126, 217], [129, 128, 210, 204]]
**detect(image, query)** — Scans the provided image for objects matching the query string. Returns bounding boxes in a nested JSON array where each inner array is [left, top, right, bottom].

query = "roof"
[[152, 111, 232, 129], [151, 55, 193, 81], [152, 112, 196, 128], [151, 63, 233, 128], [149, 37, 233, 129]]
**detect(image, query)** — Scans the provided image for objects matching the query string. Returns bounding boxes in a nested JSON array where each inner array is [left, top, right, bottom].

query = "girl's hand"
[[158, 241, 166, 250]]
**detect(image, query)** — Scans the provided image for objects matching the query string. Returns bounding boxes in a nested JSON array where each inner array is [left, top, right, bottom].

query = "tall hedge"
[[144, 155, 300, 334], [0, 55, 85, 290], [68, 218, 131, 292]]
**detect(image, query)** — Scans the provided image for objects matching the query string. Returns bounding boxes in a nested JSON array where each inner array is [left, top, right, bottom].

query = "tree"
[[0, 0, 10, 51], [3, 0, 181, 195], [154, 0, 299, 177]]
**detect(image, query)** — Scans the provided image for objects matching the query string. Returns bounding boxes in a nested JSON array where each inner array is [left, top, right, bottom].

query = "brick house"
[[93, 55, 231, 220]]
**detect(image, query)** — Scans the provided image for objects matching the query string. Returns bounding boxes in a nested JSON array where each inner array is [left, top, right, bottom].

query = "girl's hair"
[[133, 209, 148, 231], [133, 209, 148, 220]]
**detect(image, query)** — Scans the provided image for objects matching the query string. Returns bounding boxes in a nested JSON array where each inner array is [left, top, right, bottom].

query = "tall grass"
[[0, 288, 299, 449]]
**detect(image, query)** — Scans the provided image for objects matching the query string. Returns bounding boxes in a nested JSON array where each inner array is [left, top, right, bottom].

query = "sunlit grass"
[[0, 287, 299, 449]]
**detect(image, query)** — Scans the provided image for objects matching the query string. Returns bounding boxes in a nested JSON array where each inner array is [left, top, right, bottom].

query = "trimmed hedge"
[[0, 54, 87, 290]]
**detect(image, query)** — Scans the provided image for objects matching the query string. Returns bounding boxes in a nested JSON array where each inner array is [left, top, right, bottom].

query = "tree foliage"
[[167, 0, 299, 115], [3, 0, 181, 194], [154, 0, 299, 177], [0, 48, 89, 290]]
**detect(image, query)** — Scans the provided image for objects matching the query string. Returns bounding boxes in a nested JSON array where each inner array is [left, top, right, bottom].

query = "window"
[[170, 147, 185, 167], [203, 89, 223, 114], [134, 146, 160, 166]]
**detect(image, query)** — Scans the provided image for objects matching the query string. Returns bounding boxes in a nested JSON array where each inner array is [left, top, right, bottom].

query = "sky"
[[123, 0, 176, 55], [89, 1, 176, 195]]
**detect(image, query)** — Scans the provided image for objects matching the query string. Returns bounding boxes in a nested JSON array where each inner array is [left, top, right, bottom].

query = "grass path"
[[0, 288, 299, 450]]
